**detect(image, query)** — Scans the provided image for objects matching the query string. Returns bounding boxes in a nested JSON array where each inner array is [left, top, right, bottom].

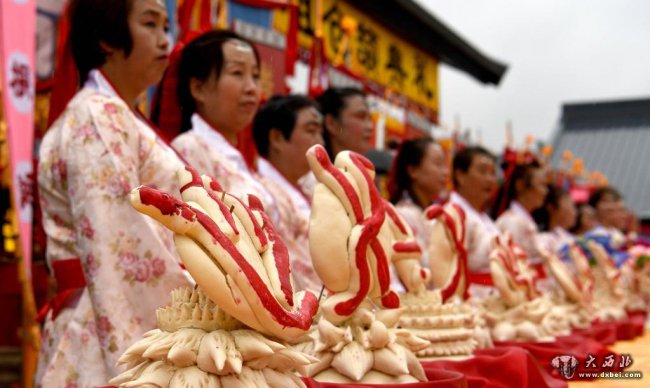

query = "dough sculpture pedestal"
[[109, 166, 321, 387], [110, 288, 314, 387], [398, 291, 478, 360]]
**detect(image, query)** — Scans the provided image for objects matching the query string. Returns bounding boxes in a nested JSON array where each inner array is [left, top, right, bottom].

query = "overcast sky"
[[415, 0, 650, 152]]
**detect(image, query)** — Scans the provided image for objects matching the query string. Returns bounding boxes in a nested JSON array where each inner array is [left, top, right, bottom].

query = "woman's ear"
[[407, 164, 418, 181], [269, 128, 285, 153], [189, 77, 205, 106], [514, 178, 526, 196], [98, 41, 117, 56], [323, 114, 338, 137]]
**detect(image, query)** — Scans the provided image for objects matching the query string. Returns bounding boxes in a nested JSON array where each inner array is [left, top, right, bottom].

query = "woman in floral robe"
[[158, 30, 279, 222], [35, 1, 190, 386], [389, 138, 449, 290]]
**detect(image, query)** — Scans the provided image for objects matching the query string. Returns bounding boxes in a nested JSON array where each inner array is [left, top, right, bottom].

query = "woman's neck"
[[411, 185, 433, 209], [457, 188, 484, 212], [99, 64, 140, 109], [196, 112, 239, 146], [516, 196, 535, 213]]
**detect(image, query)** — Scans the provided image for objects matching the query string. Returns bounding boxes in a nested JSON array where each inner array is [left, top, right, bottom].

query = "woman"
[[494, 158, 548, 270], [160, 30, 279, 222], [572, 204, 598, 236], [534, 185, 577, 256], [316, 87, 373, 159], [429, 146, 500, 298], [36, 0, 190, 385], [389, 137, 449, 270], [299, 87, 374, 196]]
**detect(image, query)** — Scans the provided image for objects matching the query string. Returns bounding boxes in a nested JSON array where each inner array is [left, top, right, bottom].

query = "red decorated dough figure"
[[294, 145, 428, 384], [110, 166, 320, 388]]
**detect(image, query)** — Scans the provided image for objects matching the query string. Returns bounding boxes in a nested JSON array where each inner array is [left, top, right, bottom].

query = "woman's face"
[[522, 168, 548, 210], [121, 0, 170, 90], [192, 39, 261, 139], [595, 194, 618, 226], [457, 154, 498, 207], [327, 95, 373, 155], [410, 143, 449, 199], [556, 194, 577, 230], [578, 205, 598, 233]]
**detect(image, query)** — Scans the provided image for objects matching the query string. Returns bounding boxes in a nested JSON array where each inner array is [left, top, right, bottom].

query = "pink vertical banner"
[[0, 0, 36, 277]]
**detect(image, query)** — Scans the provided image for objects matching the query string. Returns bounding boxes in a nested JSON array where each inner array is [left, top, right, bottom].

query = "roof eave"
[[346, 0, 508, 85]]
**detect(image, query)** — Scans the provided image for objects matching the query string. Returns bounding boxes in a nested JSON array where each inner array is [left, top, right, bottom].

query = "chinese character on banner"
[[618, 354, 633, 368], [585, 354, 597, 368], [601, 354, 615, 369], [385, 44, 406, 88], [323, 3, 343, 55], [356, 22, 377, 71], [297, 0, 314, 36], [413, 53, 433, 100]]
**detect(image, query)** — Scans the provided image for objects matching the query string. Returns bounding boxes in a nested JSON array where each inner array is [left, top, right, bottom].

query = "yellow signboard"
[[274, 0, 438, 113]]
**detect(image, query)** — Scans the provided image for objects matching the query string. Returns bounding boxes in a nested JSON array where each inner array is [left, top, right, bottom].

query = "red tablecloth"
[[421, 346, 566, 388], [495, 333, 620, 381], [302, 369, 467, 387]]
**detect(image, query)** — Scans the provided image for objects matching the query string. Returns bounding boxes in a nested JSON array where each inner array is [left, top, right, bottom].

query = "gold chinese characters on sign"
[[275, 0, 438, 113]]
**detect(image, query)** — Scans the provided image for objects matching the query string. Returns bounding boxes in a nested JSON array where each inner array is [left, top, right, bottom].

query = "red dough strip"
[[138, 186, 316, 329], [247, 194, 294, 307]]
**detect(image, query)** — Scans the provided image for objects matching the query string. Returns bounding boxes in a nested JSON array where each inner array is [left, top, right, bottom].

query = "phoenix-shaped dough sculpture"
[[298, 145, 428, 384], [110, 166, 319, 388]]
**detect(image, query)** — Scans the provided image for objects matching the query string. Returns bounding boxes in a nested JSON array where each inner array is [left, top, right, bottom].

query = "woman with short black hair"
[[156, 30, 280, 222], [36, 0, 191, 385]]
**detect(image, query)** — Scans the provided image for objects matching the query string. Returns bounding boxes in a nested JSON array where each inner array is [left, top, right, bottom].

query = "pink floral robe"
[[257, 159, 321, 293], [172, 114, 279, 224], [35, 70, 191, 387]]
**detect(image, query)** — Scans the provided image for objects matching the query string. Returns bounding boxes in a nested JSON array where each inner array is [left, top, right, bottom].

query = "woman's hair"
[[69, 0, 134, 84], [532, 184, 566, 231], [252, 94, 320, 157], [174, 30, 260, 133], [490, 160, 541, 219], [588, 186, 622, 209], [388, 137, 435, 206], [451, 146, 495, 188], [571, 204, 595, 234], [316, 87, 365, 158]]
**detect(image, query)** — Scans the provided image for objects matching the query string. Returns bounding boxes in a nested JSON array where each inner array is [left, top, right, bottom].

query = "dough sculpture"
[[110, 166, 320, 387], [536, 244, 593, 329], [426, 204, 470, 302], [483, 235, 572, 342], [395, 203, 489, 357], [622, 246, 650, 312], [298, 145, 428, 384], [583, 241, 627, 321]]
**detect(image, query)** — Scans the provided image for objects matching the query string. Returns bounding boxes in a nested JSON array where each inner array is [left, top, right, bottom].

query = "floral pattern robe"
[[172, 114, 279, 224], [35, 70, 191, 387], [257, 159, 321, 293]]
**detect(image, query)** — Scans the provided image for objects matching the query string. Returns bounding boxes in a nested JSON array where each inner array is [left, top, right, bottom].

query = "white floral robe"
[[172, 114, 279, 224], [36, 70, 191, 387], [257, 159, 320, 292], [449, 192, 501, 299], [496, 201, 543, 265], [394, 194, 435, 290], [538, 227, 575, 257]]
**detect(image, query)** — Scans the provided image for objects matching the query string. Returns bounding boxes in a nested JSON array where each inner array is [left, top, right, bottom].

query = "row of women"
[[34, 0, 639, 386]]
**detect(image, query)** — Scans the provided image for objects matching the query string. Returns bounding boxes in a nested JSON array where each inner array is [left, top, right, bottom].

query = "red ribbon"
[[37, 258, 86, 322]]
